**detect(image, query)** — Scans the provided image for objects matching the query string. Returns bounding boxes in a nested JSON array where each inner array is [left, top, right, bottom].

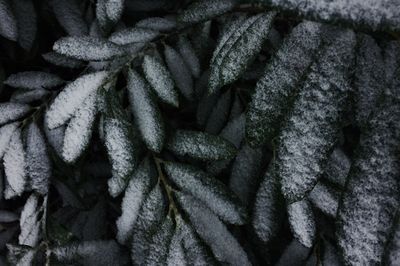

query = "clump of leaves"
[[0, 0, 400, 265]]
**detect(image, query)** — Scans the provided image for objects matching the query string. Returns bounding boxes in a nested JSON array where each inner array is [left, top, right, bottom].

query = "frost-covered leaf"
[[252, 164, 284, 243], [62, 93, 97, 163], [384, 41, 400, 99], [287, 199, 316, 248], [209, 12, 275, 94], [7, 244, 37, 266], [167, 130, 236, 161], [322, 241, 341, 266], [254, 0, 400, 32], [0, 210, 18, 223], [386, 218, 400, 265], [323, 147, 350, 187], [103, 91, 138, 197], [177, 192, 250, 266], [0, 102, 31, 125], [229, 144, 263, 206], [136, 17, 176, 32], [0, 122, 19, 159], [142, 54, 179, 107], [278, 29, 356, 202], [337, 100, 400, 265], [127, 69, 165, 152], [52, 240, 127, 266], [353, 34, 384, 126], [0, 0, 17, 41], [145, 216, 174, 265], [12, 0, 36, 50], [166, 220, 186, 266], [46, 71, 108, 129], [178, 0, 237, 24], [164, 161, 247, 224], [53, 36, 125, 61], [96, 0, 111, 31], [205, 89, 231, 134], [116, 159, 152, 244], [4, 71, 64, 90], [4, 128, 26, 199], [19, 194, 42, 247], [44, 115, 65, 156], [164, 45, 194, 100], [197, 90, 219, 126], [42, 52, 85, 69], [109, 27, 159, 45], [308, 182, 339, 217], [246, 21, 325, 146], [105, 0, 125, 23], [131, 184, 167, 265], [51, 0, 88, 36], [11, 89, 49, 103], [178, 36, 201, 78], [26, 123, 51, 195]]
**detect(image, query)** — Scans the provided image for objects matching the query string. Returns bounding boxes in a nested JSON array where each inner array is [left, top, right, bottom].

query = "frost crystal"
[[4, 128, 26, 199], [323, 148, 350, 187], [246, 21, 324, 146], [127, 69, 165, 152], [109, 27, 159, 45], [142, 55, 179, 107], [287, 199, 316, 248], [105, 0, 125, 23], [145, 217, 174, 265], [308, 182, 339, 217], [178, 0, 237, 24], [164, 162, 246, 224], [136, 17, 176, 32], [42, 52, 84, 69], [0, 102, 31, 125], [0, 122, 19, 159], [19, 194, 41, 247], [167, 222, 186, 266], [46, 71, 108, 129], [167, 130, 236, 161], [177, 192, 251, 266], [26, 123, 51, 195], [4, 71, 63, 90]]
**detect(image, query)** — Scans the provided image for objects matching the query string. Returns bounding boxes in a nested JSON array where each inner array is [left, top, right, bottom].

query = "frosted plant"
[[0, 0, 399, 265]]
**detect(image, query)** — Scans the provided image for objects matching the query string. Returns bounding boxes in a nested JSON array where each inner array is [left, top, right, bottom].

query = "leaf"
[[205, 89, 232, 134], [4, 71, 64, 90], [246, 21, 325, 146], [42, 52, 85, 69], [53, 36, 125, 61], [127, 69, 165, 152], [178, 0, 237, 24], [166, 219, 186, 266], [164, 44, 194, 100], [105, 0, 125, 23], [96, 0, 111, 32], [385, 217, 400, 265], [208, 12, 275, 94], [11, 89, 49, 104], [0, 102, 31, 125], [277, 29, 356, 202], [109, 27, 159, 45], [229, 144, 263, 206], [131, 184, 167, 265], [26, 122, 51, 195], [145, 216, 174, 265], [0, 210, 18, 223], [323, 147, 350, 187], [3, 128, 26, 199], [275, 239, 310, 266], [384, 41, 400, 99], [142, 54, 179, 107], [52, 240, 127, 266], [178, 36, 201, 78], [322, 241, 341, 266], [46, 71, 108, 129], [0, 122, 19, 159], [253, 0, 400, 32], [12, 0, 36, 50], [177, 192, 251, 266], [103, 92, 139, 197], [116, 159, 152, 244], [18, 194, 42, 247], [7, 244, 37, 266], [51, 0, 88, 36], [61, 92, 97, 163], [252, 164, 284, 243], [136, 17, 176, 32], [167, 130, 236, 161], [164, 161, 247, 224], [308, 182, 339, 217], [43, 115, 65, 156], [337, 100, 400, 265], [353, 34, 385, 126], [287, 199, 316, 248], [0, 0, 18, 41]]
